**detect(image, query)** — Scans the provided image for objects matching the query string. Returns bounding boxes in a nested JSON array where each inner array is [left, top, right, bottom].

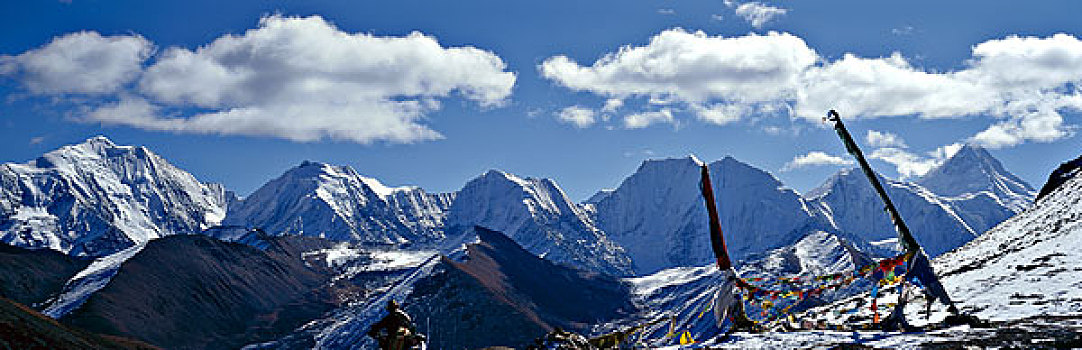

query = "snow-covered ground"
[[935, 164, 1082, 321], [41, 242, 146, 318], [654, 164, 1082, 348], [660, 317, 1081, 349]]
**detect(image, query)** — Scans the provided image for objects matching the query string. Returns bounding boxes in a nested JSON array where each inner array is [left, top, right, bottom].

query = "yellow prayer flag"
[[679, 331, 696, 345]]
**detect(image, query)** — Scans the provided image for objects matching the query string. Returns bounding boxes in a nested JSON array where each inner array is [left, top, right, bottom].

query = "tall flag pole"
[[700, 163, 757, 331], [824, 110, 958, 328], [701, 164, 733, 270]]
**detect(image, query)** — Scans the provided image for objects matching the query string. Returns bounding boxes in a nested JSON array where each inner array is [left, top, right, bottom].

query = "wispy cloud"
[[623, 109, 674, 129], [734, 2, 788, 28], [869, 143, 962, 178], [866, 130, 908, 148], [556, 106, 597, 128], [657, 8, 675, 15], [892, 25, 914, 36], [783, 151, 853, 171]]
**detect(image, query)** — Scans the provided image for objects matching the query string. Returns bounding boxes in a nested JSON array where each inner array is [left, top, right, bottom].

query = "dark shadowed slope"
[[1037, 154, 1082, 201], [62, 235, 338, 350], [0, 296, 157, 350], [0, 243, 89, 307], [404, 227, 635, 349]]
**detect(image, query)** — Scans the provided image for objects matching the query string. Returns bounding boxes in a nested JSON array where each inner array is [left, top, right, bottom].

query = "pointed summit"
[[593, 155, 819, 275], [221, 162, 450, 244], [447, 170, 633, 275], [1, 137, 229, 256], [917, 144, 1035, 211]]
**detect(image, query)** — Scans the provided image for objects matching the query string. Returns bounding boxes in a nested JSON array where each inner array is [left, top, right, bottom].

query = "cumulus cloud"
[[865, 130, 908, 148], [782, 151, 853, 171], [556, 106, 597, 128], [1, 15, 516, 144], [624, 109, 674, 129], [869, 143, 962, 179], [0, 31, 152, 95], [540, 29, 815, 126], [541, 29, 815, 103], [541, 30, 1082, 148], [734, 2, 788, 29]]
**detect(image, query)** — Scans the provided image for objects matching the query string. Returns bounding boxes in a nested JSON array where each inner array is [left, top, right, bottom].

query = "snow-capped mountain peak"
[[918, 144, 1035, 211], [808, 144, 1033, 257], [593, 155, 820, 275], [1, 136, 229, 256], [221, 161, 452, 244], [447, 169, 633, 276]]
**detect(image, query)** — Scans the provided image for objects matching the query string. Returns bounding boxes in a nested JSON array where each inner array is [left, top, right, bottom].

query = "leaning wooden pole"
[[700, 163, 757, 332], [701, 164, 733, 270], [824, 110, 958, 329]]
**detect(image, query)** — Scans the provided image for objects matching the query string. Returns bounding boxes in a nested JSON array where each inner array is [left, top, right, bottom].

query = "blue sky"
[[2, 0, 1081, 200]]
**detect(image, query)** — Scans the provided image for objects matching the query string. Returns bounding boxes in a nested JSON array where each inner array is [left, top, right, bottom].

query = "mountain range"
[[0, 136, 1051, 349], [1, 137, 1034, 275]]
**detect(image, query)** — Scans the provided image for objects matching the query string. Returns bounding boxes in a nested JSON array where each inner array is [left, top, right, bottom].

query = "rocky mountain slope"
[[1037, 154, 1082, 201], [0, 296, 157, 350], [61, 235, 339, 350], [402, 227, 635, 349], [0, 244, 89, 307]]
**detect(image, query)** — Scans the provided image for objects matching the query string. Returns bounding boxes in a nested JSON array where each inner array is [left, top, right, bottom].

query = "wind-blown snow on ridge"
[[0, 136, 229, 256]]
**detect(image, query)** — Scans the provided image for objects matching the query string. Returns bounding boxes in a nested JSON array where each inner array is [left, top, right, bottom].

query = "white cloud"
[[0, 31, 152, 95], [541, 31, 1082, 149], [865, 130, 908, 148], [2, 15, 517, 144], [87, 95, 444, 143], [691, 103, 748, 125], [556, 106, 597, 128], [783, 151, 853, 171], [796, 52, 996, 120], [711, 14, 725, 21], [602, 98, 623, 113], [891, 26, 914, 36], [623, 109, 674, 129], [734, 2, 788, 29], [658, 8, 675, 15], [869, 143, 962, 179], [539, 29, 816, 117]]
